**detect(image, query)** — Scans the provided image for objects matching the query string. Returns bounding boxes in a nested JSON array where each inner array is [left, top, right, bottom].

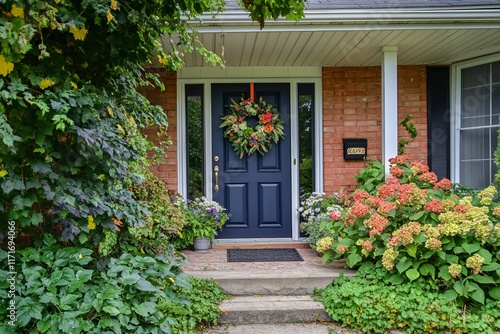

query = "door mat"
[[227, 248, 303, 262]]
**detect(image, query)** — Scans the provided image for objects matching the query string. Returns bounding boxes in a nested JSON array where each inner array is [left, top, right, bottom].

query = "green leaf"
[[462, 243, 481, 254], [388, 273, 405, 285], [17, 297, 43, 326], [477, 248, 492, 264], [339, 238, 354, 246], [121, 272, 141, 285], [470, 286, 485, 304], [443, 289, 458, 302], [76, 269, 93, 283], [133, 301, 156, 317], [482, 263, 500, 272], [406, 244, 417, 258], [489, 287, 500, 300], [405, 268, 420, 281], [39, 293, 57, 304], [454, 281, 465, 296], [396, 257, 411, 274], [136, 279, 156, 292], [37, 317, 52, 333], [409, 211, 425, 220], [470, 275, 496, 284], [419, 264, 435, 278], [413, 234, 426, 244], [103, 305, 121, 316], [358, 261, 374, 273], [345, 253, 362, 268], [31, 212, 43, 225], [445, 254, 459, 264], [60, 294, 80, 310]]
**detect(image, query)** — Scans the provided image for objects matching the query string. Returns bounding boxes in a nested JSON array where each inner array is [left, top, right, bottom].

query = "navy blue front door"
[[212, 83, 292, 239]]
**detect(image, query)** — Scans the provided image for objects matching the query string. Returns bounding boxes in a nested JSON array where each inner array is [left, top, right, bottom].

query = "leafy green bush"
[[126, 168, 187, 254], [0, 235, 225, 334], [320, 264, 500, 334], [317, 156, 500, 306], [170, 276, 227, 333]]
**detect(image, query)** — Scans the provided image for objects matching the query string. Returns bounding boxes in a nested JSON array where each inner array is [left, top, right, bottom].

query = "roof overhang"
[[166, 5, 500, 67]]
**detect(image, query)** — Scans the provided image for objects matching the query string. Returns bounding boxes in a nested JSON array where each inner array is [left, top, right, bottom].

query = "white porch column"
[[381, 46, 399, 176]]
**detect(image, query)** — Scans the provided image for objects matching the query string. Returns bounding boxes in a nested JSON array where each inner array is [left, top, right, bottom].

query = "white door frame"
[[177, 66, 323, 241]]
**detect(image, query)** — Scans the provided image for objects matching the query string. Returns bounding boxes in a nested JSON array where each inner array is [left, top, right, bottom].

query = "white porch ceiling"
[[165, 6, 500, 68]]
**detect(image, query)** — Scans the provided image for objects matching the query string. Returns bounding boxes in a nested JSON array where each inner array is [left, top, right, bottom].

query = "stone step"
[[185, 267, 356, 295], [218, 295, 331, 325]]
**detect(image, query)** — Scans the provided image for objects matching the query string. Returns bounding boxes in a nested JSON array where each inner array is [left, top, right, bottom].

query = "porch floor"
[[179, 242, 347, 272]]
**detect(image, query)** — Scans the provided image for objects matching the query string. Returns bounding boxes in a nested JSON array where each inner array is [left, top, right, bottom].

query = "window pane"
[[460, 160, 490, 189], [186, 85, 204, 199], [493, 83, 500, 119], [298, 84, 314, 196], [461, 86, 490, 127], [462, 63, 490, 89], [493, 61, 500, 84], [458, 60, 500, 189], [460, 128, 488, 160]]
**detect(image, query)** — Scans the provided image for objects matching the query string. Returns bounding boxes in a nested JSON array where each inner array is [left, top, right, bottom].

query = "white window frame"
[[451, 53, 500, 187]]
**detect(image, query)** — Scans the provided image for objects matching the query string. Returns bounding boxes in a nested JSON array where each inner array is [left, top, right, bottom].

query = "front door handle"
[[214, 166, 219, 192]]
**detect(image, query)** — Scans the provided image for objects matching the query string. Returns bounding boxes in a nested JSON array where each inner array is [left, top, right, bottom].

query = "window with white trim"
[[455, 57, 500, 189]]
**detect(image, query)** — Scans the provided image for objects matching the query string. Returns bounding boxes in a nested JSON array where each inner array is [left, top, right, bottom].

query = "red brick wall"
[[322, 65, 428, 193], [139, 69, 178, 191], [140, 66, 427, 194]]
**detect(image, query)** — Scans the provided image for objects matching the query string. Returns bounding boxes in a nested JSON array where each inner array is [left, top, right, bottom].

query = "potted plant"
[[189, 197, 230, 252]]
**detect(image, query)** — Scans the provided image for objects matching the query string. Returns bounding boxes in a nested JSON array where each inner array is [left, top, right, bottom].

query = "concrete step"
[[185, 267, 356, 295], [218, 295, 331, 325]]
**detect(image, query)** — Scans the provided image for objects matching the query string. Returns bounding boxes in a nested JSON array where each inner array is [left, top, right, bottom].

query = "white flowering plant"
[[298, 192, 348, 252]]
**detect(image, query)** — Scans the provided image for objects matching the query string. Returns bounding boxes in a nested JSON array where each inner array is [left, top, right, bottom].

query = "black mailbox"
[[343, 138, 367, 160]]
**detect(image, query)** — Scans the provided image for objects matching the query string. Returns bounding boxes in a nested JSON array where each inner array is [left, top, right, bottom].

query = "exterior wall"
[[140, 69, 178, 190], [322, 65, 428, 193]]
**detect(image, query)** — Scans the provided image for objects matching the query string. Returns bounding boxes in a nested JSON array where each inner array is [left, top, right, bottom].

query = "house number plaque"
[[343, 138, 367, 160]]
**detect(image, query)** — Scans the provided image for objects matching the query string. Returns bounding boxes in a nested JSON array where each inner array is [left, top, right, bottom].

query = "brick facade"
[[322, 65, 428, 193], [139, 69, 178, 191], [141, 66, 429, 195]]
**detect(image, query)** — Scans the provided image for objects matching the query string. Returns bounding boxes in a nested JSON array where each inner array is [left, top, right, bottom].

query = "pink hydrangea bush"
[[321, 156, 500, 305]]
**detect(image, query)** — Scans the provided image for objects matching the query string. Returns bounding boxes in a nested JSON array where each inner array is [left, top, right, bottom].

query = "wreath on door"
[[220, 97, 285, 159]]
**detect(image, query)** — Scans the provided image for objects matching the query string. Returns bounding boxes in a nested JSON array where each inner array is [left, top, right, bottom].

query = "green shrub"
[[169, 277, 227, 333], [124, 168, 187, 255], [0, 234, 225, 334], [317, 155, 500, 306], [320, 264, 500, 333]]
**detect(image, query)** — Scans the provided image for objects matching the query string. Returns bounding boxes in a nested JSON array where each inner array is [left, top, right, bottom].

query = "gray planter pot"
[[193, 237, 211, 252]]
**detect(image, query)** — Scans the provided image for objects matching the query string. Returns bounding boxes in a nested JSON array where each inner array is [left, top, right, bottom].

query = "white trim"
[[290, 82, 300, 240], [177, 81, 188, 196], [189, 8, 500, 34], [178, 66, 322, 80], [178, 67, 322, 240], [203, 83, 213, 200], [381, 46, 399, 175], [192, 22, 500, 34], [213, 238, 308, 246], [314, 80, 324, 193], [193, 9, 500, 22], [450, 53, 500, 184]]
